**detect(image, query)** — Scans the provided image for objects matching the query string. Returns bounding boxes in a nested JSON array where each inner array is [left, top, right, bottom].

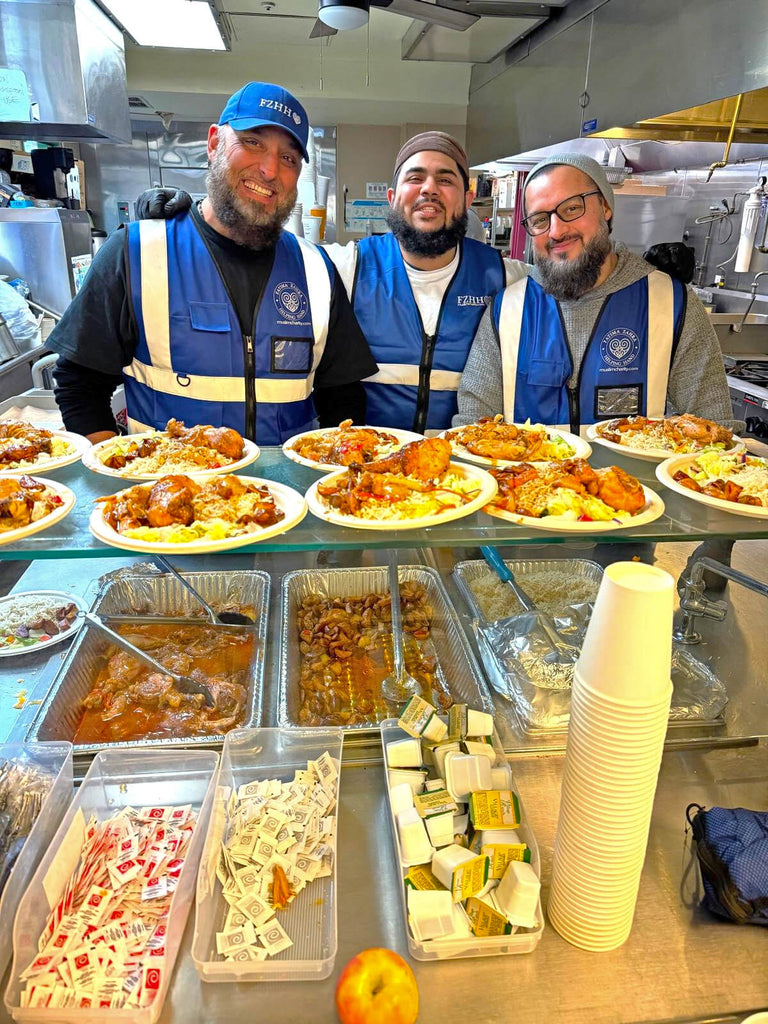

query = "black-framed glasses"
[[521, 190, 602, 236]]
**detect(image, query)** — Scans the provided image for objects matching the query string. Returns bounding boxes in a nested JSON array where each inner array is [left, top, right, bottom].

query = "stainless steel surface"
[[26, 569, 270, 756], [151, 556, 254, 625], [0, 208, 93, 316], [79, 134, 155, 235], [278, 565, 494, 736], [676, 556, 768, 645], [0, 0, 130, 142]]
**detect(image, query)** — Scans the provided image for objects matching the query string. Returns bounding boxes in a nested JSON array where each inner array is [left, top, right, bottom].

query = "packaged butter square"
[[398, 696, 447, 742], [390, 782, 415, 817], [482, 842, 531, 879], [386, 738, 423, 769], [413, 789, 458, 819], [465, 896, 513, 937], [425, 812, 454, 848], [466, 709, 494, 737], [407, 889, 454, 941], [462, 739, 496, 762], [404, 863, 445, 891], [424, 777, 446, 792], [432, 845, 489, 902], [469, 790, 521, 830], [388, 768, 427, 796], [431, 742, 460, 778], [447, 704, 467, 740], [494, 859, 540, 929]]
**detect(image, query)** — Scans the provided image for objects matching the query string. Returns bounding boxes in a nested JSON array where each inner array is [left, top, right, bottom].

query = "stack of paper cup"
[[285, 202, 304, 237], [548, 562, 674, 952]]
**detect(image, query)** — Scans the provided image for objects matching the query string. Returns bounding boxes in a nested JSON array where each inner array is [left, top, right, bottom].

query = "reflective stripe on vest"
[[496, 270, 684, 434], [352, 233, 504, 432], [124, 216, 331, 444]]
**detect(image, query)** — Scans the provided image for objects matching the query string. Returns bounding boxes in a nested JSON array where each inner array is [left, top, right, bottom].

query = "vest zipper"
[[572, 294, 611, 434], [244, 335, 256, 442], [554, 300, 578, 433]]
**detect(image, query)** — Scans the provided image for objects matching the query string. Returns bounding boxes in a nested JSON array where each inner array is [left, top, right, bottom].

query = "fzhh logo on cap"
[[274, 281, 309, 322], [600, 327, 640, 369]]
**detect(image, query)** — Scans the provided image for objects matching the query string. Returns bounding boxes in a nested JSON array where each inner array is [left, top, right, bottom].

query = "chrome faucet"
[[675, 556, 768, 644], [733, 269, 768, 332]]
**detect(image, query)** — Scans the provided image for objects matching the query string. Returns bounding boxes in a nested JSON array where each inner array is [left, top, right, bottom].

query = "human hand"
[[135, 188, 193, 220]]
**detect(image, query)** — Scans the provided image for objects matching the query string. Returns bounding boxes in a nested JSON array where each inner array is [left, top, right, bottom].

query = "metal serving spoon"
[[153, 556, 254, 625], [79, 611, 215, 708], [380, 560, 422, 704]]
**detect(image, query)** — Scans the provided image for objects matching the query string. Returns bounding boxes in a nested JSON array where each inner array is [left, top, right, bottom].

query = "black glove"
[[135, 187, 193, 220], [642, 242, 696, 285]]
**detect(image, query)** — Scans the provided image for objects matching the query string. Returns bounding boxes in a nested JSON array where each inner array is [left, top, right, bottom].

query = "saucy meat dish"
[[99, 419, 246, 472], [288, 419, 401, 467], [74, 622, 254, 744]]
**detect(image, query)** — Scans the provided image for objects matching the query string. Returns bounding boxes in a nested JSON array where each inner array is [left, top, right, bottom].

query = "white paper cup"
[[316, 174, 331, 207], [576, 562, 674, 702], [302, 215, 322, 244]]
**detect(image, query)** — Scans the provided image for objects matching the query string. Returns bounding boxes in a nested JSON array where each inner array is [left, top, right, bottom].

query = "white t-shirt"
[[324, 239, 528, 335]]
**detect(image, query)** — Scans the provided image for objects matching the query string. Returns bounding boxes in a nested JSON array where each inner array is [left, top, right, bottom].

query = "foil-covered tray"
[[278, 565, 493, 733], [26, 570, 270, 755]]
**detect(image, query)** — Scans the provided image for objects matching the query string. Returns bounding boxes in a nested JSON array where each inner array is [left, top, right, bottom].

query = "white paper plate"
[[0, 430, 91, 477], [0, 477, 76, 547], [0, 590, 87, 657], [655, 453, 768, 519], [305, 461, 497, 530], [282, 425, 424, 472], [82, 432, 260, 481], [89, 476, 307, 553], [441, 423, 591, 468], [483, 484, 665, 533], [586, 421, 745, 464]]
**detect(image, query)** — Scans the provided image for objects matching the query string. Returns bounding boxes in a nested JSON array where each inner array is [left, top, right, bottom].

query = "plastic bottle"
[[735, 183, 765, 273]]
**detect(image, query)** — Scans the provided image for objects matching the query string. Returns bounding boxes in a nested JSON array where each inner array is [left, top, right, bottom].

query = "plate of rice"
[[0, 475, 76, 546], [656, 450, 768, 518], [586, 414, 743, 463], [283, 421, 423, 471], [0, 423, 90, 477], [0, 590, 86, 656], [442, 417, 591, 467]]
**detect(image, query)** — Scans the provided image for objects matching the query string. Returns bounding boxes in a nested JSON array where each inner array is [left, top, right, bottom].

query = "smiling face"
[[204, 123, 301, 247]]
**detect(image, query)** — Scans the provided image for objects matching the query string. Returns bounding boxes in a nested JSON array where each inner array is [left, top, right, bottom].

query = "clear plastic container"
[[192, 727, 343, 982], [0, 742, 73, 979], [381, 718, 544, 960], [4, 747, 218, 1024]]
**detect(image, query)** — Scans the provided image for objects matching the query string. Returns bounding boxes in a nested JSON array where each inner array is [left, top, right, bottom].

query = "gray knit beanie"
[[524, 154, 614, 214]]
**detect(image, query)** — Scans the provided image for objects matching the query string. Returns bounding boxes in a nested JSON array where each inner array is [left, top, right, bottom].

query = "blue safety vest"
[[124, 214, 332, 445], [352, 233, 505, 433], [492, 271, 686, 433]]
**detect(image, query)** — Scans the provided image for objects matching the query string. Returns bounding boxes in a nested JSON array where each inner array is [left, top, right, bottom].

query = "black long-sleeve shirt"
[[49, 205, 377, 438]]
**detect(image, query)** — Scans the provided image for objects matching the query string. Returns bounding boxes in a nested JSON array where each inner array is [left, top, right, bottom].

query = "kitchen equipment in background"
[[91, 229, 108, 255], [31, 149, 76, 207], [725, 358, 768, 438]]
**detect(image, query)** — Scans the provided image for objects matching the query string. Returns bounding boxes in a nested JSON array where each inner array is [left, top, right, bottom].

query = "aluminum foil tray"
[[26, 570, 270, 755], [278, 565, 493, 733]]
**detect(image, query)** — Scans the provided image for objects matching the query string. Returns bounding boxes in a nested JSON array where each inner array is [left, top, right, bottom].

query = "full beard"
[[205, 147, 297, 250], [385, 204, 468, 258], [534, 221, 613, 301]]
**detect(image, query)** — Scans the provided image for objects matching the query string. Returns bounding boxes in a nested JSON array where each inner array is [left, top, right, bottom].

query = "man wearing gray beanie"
[[457, 153, 739, 436]]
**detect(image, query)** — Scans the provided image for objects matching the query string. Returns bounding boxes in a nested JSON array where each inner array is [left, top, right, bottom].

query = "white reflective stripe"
[[138, 220, 171, 368], [296, 236, 330, 372], [124, 360, 312, 403], [126, 416, 155, 433], [364, 364, 461, 391], [646, 270, 674, 417], [498, 279, 528, 423]]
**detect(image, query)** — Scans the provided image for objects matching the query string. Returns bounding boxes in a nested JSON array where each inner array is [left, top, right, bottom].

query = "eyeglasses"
[[521, 190, 602, 236]]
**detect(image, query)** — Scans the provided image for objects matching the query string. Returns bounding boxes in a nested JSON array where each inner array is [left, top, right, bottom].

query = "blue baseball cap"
[[218, 82, 310, 162]]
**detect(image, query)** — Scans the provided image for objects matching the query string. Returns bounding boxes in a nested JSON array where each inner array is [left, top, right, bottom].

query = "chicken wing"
[[165, 419, 245, 460], [362, 437, 451, 481], [146, 475, 200, 528]]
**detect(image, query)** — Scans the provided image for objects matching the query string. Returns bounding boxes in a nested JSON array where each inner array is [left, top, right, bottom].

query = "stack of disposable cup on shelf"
[[285, 202, 304, 237], [547, 561, 674, 952]]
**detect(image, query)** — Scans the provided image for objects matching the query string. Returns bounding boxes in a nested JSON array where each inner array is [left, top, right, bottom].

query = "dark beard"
[[385, 205, 468, 258], [534, 222, 613, 301], [205, 147, 297, 250]]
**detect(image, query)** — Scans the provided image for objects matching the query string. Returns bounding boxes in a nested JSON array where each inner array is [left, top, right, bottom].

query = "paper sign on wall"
[[71, 254, 93, 294], [0, 68, 30, 121], [366, 182, 388, 199], [344, 198, 389, 234]]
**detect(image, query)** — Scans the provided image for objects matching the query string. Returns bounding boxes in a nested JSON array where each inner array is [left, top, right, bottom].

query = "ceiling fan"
[[310, 0, 479, 37]]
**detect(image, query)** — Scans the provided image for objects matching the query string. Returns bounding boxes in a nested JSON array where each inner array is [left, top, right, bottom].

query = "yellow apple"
[[335, 947, 419, 1024]]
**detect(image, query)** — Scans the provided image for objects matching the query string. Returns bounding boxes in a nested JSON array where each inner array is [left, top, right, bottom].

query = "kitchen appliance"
[[31, 149, 76, 207], [725, 359, 768, 438]]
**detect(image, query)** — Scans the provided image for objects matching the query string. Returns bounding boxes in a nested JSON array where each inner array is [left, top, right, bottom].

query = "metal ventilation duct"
[[0, 0, 131, 143]]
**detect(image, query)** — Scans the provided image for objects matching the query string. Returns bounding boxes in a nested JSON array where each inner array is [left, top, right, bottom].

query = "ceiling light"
[[318, 0, 369, 31], [100, 0, 228, 49]]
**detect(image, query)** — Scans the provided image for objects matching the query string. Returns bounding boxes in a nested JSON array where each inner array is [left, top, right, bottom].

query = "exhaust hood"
[[0, 0, 131, 143]]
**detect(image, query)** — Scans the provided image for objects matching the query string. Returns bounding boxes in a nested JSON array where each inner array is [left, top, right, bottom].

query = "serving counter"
[[0, 443, 766, 1024]]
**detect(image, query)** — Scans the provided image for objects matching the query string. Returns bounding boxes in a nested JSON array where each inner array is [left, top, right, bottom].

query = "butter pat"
[[432, 844, 489, 902], [431, 742, 460, 778], [469, 790, 521, 830], [405, 863, 445, 891], [408, 889, 454, 940], [424, 777, 446, 792], [386, 737, 423, 768], [413, 789, 458, 819], [462, 739, 496, 762], [389, 768, 427, 795], [397, 807, 434, 864], [390, 782, 415, 817], [448, 703, 468, 740], [467, 709, 494, 737], [399, 695, 447, 742], [495, 859, 540, 929], [482, 842, 531, 879], [425, 811, 455, 848], [490, 764, 514, 790], [444, 752, 493, 801], [465, 895, 514, 937]]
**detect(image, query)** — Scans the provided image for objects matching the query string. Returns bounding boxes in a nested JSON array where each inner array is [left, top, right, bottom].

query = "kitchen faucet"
[[674, 556, 768, 644], [733, 269, 768, 332]]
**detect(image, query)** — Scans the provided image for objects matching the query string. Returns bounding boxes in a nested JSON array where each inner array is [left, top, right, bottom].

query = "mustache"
[[413, 198, 446, 212], [546, 233, 582, 251]]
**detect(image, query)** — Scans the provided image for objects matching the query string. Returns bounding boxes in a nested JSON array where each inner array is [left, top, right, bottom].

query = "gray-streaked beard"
[[534, 222, 613, 301], [205, 145, 297, 250], [385, 205, 468, 258]]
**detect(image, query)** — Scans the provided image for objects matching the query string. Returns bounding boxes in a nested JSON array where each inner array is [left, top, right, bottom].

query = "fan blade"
[[310, 17, 337, 36], [372, 0, 478, 30]]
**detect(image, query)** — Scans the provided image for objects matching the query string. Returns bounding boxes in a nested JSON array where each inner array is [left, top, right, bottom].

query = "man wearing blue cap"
[[48, 82, 377, 445]]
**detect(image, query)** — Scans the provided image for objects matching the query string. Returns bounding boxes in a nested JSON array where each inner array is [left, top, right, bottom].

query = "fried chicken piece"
[[663, 414, 733, 446], [0, 478, 34, 525], [672, 470, 702, 492], [329, 420, 389, 465], [558, 458, 599, 494], [165, 419, 245, 460], [146, 475, 200, 528], [204, 474, 248, 500], [594, 465, 646, 513], [362, 437, 451, 481], [0, 422, 53, 464]]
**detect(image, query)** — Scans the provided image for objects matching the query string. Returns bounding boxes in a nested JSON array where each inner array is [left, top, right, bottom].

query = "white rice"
[[468, 568, 599, 620], [0, 595, 74, 634]]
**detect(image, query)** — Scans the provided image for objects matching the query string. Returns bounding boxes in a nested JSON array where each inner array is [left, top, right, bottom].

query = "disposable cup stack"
[[547, 562, 674, 952]]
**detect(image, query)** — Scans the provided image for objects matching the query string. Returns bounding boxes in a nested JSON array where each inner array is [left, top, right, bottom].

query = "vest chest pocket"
[[525, 357, 567, 388], [271, 336, 313, 374], [188, 302, 232, 332]]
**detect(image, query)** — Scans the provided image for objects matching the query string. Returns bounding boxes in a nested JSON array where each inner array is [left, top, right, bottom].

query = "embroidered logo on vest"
[[273, 281, 309, 323], [600, 327, 640, 371], [457, 295, 490, 307]]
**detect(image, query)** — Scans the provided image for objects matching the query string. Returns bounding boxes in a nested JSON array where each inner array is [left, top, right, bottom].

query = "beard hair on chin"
[[535, 222, 613, 301], [385, 205, 468, 258], [205, 149, 297, 250]]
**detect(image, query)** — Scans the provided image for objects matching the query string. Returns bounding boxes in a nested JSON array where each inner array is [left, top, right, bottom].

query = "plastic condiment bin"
[[4, 747, 218, 1024], [0, 742, 73, 979], [381, 718, 544, 960], [192, 727, 343, 982]]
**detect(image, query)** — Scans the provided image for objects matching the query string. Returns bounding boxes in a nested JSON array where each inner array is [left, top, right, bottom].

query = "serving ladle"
[[78, 611, 215, 708], [380, 560, 422, 704], [153, 556, 254, 626]]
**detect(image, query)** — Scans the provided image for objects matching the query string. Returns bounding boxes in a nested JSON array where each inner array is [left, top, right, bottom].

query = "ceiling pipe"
[[705, 92, 744, 182]]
